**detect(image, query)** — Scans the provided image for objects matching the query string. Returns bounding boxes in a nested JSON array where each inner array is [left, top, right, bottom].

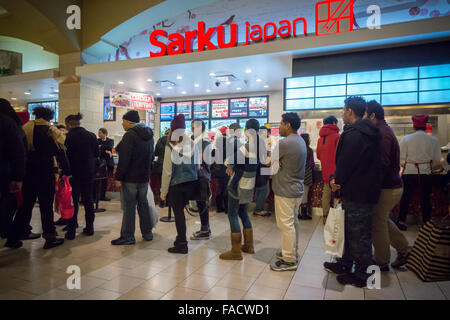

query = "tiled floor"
[[0, 197, 448, 300]]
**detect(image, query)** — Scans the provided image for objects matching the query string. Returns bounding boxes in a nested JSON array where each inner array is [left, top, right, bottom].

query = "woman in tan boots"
[[219, 120, 265, 260]]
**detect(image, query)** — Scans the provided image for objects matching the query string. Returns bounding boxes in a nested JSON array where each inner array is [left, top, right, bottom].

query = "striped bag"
[[406, 215, 450, 282]]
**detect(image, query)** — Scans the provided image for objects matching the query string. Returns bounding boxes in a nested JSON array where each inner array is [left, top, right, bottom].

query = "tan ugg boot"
[[219, 233, 243, 260], [241, 228, 255, 254]]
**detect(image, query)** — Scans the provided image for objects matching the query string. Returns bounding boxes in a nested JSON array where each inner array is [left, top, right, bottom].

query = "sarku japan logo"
[[315, 0, 354, 36]]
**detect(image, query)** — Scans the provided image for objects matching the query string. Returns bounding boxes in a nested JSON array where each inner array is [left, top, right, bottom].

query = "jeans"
[[337, 200, 373, 280], [254, 182, 269, 212], [399, 174, 432, 223], [120, 182, 153, 241], [169, 181, 197, 247], [197, 200, 210, 231], [69, 177, 95, 231], [227, 196, 252, 233], [216, 175, 229, 211]]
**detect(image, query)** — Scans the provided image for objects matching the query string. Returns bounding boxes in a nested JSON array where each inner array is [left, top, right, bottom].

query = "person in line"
[[253, 126, 271, 217], [151, 129, 170, 203], [270, 113, 306, 271], [325, 96, 381, 288], [112, 110, 154, 245], [160, 114, 199, 253], [0, 99, 26, 239], [6, 106, 69, 249], [220, 120, 263, 260], [64, 113, 99, 239], [364, 101, 411, 270], [190, 119, 213, 240], [316, 115, 340, 224], [54, 124, 70, 227], [211, 126, 229, 213], [397, 114, 442, 230], [97, 128, 115, 201], [299, 133, 314, 220]]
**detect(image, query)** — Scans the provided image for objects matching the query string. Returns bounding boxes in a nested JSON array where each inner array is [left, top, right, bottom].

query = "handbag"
[[406, 215, 450, 282], [323, 202, 345, 257], [146, 187, 159, 229], [54, 176, 74, 220]]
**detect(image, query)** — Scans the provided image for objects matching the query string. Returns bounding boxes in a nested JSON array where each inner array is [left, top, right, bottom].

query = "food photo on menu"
[[111, 91, 132, 108]]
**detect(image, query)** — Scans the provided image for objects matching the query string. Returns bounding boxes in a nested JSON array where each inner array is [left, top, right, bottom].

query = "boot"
[[298, 207, 311, 220], [219, 233, 243, 260], [43, 237, 64, 249], [241, 228, 254, 254]]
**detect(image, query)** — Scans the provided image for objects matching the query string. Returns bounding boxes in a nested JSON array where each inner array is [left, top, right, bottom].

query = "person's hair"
[[192, 119, 205, 132], [33, 106, 55, 121], [415, 127, 426, 131], [56, 124, 66, 130], [65, 113, 83, 126], [344, 96, 367, 118], [0, 98, 22, 127], [245, 119, 260, 132], [229, 123, 241, 131], [168, 129, 184, 145], [281, 112, 301, 131], [301, 133, 310, 146], [99, 128, 108, 135], [366, 100, 384, 120], [323, 115, 338, 125]]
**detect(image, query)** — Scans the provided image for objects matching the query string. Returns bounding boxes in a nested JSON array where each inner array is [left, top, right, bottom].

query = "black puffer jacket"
[[334, 119, 381, 204], [115, 124, 154, 183]]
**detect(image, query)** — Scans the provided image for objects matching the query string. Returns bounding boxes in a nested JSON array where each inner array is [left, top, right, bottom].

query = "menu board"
[[160, 102, 175, 120], [249, 96, 268, 117], [176, 101, 192, 119], [160, 121, 171, 136], [211, 99, 229, 118], [28, 101, 58, 122], [211, 119, 236, 130], [229, 98, 248, 117], [193, 100, 210, 119]]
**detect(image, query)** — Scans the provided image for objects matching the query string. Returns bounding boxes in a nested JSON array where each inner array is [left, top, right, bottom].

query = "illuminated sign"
[[211, 99, 229, 118]]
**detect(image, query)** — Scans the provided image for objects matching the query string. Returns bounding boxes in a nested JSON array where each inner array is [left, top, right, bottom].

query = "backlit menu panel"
[[229, 98, 248, 117], [211, 99, 229, 118], [193, 100, 210, 119]]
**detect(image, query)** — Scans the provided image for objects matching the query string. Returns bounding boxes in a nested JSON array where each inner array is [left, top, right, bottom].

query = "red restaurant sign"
[[110, 89, 155, 112]]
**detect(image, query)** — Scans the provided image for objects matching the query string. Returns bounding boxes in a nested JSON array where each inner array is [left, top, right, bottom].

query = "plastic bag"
[[324, 203, 345, 257], [55, 176, 74, 219], [146, 187, 158, 229]]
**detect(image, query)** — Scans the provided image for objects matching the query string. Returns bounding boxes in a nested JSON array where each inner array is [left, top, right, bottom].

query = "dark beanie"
[[171, 114, 185, 131], [123, 110, 140, 123]]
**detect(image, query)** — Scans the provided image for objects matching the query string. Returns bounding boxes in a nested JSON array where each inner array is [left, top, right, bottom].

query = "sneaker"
[[336, 273, 367, 288], [190, 230, 211, 240], [270, 259, 298, 272], [275, 250, 298, 262], [168, 246, 188, 254], [323, 261, 349, 275], [254, 211, 271, 217], [391, 247, 412, 269], [43, 238, 64, 249], [111, 238, 135, 245]]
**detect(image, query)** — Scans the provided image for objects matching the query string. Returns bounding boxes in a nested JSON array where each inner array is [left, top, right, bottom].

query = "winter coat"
[[317, 124, 340, 183], [65, 127, 99, 181]]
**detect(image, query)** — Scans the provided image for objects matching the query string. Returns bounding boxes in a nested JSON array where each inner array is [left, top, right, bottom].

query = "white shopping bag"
[[146, 188, 159, 229], [323, 204, 345, 257]]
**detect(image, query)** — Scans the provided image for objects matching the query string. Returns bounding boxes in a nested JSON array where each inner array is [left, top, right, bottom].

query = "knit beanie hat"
[[412, 114, 428, 128], [123, 110, 140, 123], [171, 114, 185, 131]]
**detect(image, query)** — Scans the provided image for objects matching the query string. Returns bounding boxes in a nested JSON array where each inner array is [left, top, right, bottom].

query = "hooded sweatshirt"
[[115, 123, 154, 183], [334, 119, 381, 204], [316, 124, 340, 183]]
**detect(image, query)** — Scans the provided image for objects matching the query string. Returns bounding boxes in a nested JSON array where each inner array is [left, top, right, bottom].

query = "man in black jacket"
[[64, 113, 99, 239], [324, 96, 381, 288], [112, 110, 154, 245], [97, 128, 114, 201]]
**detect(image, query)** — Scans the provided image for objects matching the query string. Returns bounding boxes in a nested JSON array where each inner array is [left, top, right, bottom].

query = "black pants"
[[197, 200, 210, 231], [8, 171, 56, 241], [398, 174, 432, 223], [169, 181, 196, 247], [216, 176, 229, 211], [69, 177, 95, 231]]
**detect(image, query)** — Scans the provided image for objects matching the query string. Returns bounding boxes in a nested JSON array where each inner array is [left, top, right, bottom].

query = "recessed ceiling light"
[[168, 86, 173, 90], [11, 97, 17, 100], [264, 85, 269, 88], [118, 81, 124, 84], [24, 92, 31, 95], [206, 89, 211, 93], [245, 69, 252, 74], [256, 78, 262, 82], [49, 94, 55, 97], [55, 89, 59, 92], [225, 81, 231, 85], [156, 93, 161, 96], [194, 84, 199, 87], [182, 91, 187, 94], [236, 87, 242, 90], [209, 72, 215, 77], [147, 78, 152, 82], [176, 75, 183, 80]]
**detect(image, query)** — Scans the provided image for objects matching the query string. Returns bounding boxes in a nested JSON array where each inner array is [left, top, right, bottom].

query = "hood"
[[349, 119, 380, 140], [319, 124, 339, 137], [130, 124, 153, 141]]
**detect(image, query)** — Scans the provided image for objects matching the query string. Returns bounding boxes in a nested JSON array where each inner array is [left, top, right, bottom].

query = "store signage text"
[[149, 18, 307, 58]]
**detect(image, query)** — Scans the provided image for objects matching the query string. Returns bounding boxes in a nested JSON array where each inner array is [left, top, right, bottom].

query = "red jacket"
[[316, 124, 340, 183]]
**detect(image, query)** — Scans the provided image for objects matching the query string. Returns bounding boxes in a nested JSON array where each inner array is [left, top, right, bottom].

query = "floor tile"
[[75, 288, 121, 300], [58, 275, 107, 294], [160, 287, 206, 300], [99, 275, 144, 294], [33, 288, 81, 300], [179, 274, 221, 292], [139, 274, 185, 293], [216, 274, 258, 291], [118, 287, 165, 300], [244, 284, 285, 300], [284, 284, 325, 300], [202, 286, 246, 300]]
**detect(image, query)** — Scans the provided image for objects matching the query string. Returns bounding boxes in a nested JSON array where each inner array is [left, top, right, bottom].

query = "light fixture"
[[118, 81, 124, 85], [182, 91, 187, 94], [55, 89, 59, 93], [206, 89, 211, 93], [209, 72, 215, 77], [49, 94, 55, 97], [176, 75, 183, 80], [24, 92, 31, 95], [194, 84, 199, 87], [225, 81, 231, 85], [147, 78, 152, 82], [236, 87, 242, 90], [156, 93, 161, 96], [256, 78, 262, 82], [245, 68, 252, 74], [11, 97, 17, 100], [168, 86, 173, 90], [264, 85, 269, 88]]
